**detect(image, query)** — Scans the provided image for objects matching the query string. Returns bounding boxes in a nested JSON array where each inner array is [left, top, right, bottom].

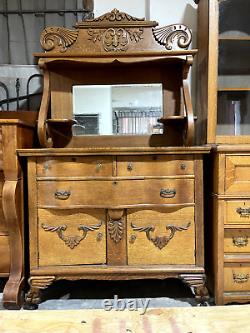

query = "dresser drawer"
[[127, 207, 195, 265], [0, 235, 10, 274], [224, 229, 250, 253], [226, 200, 250, 225], [117, 155, 194, 177], [224, 264, 250, 292], [38, 179, 194, 207], [36, 156, 113, 177], [225, 155, 250, 194], [38, 209, 106, 266]]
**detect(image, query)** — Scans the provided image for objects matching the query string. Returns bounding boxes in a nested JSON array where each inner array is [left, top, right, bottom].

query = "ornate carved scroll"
[[179, 274, 209, 304], [88, 27, 144, 52], [41, 221, 102, 249], [131, 222, 191, 250], [25, 276, 55, 307], [87, 8, 145, 23], [153, 24, 192, 50], [40, 27, 79, 52]]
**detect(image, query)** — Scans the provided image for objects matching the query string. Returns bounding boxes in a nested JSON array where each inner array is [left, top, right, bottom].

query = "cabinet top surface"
[[17, 146, 211, 156]]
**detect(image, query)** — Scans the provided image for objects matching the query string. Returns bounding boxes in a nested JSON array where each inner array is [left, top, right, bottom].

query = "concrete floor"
[[0, 278, 204, 310]]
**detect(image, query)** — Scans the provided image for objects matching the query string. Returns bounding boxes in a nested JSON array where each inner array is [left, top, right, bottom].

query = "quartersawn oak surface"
[[0, 306, 250, 333]]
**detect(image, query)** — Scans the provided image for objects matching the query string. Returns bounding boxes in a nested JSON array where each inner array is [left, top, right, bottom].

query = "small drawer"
[[226, 200, 250, 224], [0, 235, 10, 274], [38, 179, 194, 207], [224, 264, 250, 292], [225, 155, 250, 194], [224, 229, 250, 253], [36, 156, 113, 178], [127, 207, 195, 265], [117, 155, 194, 177], [38, 209, 106, 266]]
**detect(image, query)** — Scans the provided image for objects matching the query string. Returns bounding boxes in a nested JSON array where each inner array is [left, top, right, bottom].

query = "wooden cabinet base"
[[19, 148, 210, 309], [24, 270, 209, 308]]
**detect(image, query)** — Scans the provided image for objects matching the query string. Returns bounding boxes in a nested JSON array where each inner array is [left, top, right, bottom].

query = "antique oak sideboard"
[[18, 9, 210, 308]]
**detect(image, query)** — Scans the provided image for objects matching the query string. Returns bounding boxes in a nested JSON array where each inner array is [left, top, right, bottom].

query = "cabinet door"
[[38, 209, 106, 266], [127, 207, 195, 265]]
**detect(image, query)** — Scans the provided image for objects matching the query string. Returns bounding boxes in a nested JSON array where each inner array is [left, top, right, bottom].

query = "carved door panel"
[[225, 155, 250, 194], [127, 207, 195, 265], [38, 208, 106, 266]]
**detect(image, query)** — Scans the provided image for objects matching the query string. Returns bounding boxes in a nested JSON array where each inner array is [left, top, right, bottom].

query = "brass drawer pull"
[[96, 162, 103, 171], [55, 190, 71, 200], [233, 272, 249, 284], [160, 188, 176, 198], [233, 236, 248, 247], [127, 162, 133, 171], [236, 207, 250, 217]]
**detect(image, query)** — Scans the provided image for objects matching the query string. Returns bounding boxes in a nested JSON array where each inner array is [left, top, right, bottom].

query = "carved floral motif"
[[131, 222, 191, 250], [108, 219, 124, 243], [153, 24, 192, 50], [41, 221, 102, 249], [88, 27, 143, 52], [40, 27, 79, 52]]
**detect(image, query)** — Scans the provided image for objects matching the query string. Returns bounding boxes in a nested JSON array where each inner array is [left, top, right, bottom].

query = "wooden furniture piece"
[[210, 146, 250, 305], [0, 111, 36, 309], [197, 0, 250, 304], [19, 9, 210, 308]]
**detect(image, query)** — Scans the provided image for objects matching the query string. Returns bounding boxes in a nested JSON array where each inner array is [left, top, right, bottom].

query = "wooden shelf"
[[158, 116, 197, 125], [218, 88, 250, 92], [219, 36, 250, 41]]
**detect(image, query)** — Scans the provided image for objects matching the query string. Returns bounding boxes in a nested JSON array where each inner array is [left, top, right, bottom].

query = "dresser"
[[18, 147, 210, 308], [209, 146, 250, 304], [0, 112, 36, 309]]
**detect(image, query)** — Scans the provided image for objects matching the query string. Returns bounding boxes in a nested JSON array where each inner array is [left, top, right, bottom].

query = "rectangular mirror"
[[72, 84, 163, 136]]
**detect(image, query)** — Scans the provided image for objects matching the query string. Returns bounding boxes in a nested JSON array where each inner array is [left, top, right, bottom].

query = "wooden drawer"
[[127, 207, 195, 265], [224, 229, 250, 253], [226, 200, 250, 225], [38, 209, 106, 266], [36, 156, 113, 177], [0, 235, 10, 274], [38, 179, 194, 207], [117, 155, 194, 177], [224, 264, 250, 292], [225, 155, 250, 194]]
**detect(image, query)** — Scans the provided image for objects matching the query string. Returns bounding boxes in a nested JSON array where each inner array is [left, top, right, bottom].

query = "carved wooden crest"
[[40, 27, 79, 52]]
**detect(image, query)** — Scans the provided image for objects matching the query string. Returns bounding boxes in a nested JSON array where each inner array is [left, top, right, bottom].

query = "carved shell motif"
[[153, 24, 192, 51], [40, 27, 79, 53]]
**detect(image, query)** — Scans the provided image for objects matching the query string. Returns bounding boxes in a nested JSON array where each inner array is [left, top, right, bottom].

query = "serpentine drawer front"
[[38, 209, 106, 266], [37, 156, 113, 177], [117, 155, 194, 176], [127, 206, 195, 265], [224, 229, 250, 253], [37, 179, 194, 207]]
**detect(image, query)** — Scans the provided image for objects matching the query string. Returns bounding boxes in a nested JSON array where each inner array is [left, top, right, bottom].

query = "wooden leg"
[[2, 180, 24, 309], [179, 273, 210, 305], [24, 276, 55, 310]]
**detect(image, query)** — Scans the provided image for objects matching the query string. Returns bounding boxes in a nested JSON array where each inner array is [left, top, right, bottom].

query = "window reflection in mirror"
[[72, 84, 163, 136]]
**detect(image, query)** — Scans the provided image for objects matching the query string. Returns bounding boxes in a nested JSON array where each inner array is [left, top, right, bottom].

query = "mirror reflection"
[[72, 84, 163, 136]]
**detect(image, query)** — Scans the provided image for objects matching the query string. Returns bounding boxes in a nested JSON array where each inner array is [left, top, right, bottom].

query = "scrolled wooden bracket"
[[37, 68, 53, 148], [131, 221, 191, 250], [41, 221, 103, 249], [182, 78, 195, 146], [153, 24, 192, 50]]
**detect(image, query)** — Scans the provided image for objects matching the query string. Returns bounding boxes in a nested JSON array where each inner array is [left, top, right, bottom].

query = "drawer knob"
[[55, 190, 71, 200], [96, 162, 103, 171], [127, 162, 133, 171], [160, 188, 176, 198], [233, 272, 249, 284], [236, 207, 250, 217], [233, 236, 248, 247]]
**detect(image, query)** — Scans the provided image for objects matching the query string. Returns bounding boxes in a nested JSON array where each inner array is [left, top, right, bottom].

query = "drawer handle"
[[127, 162, 133, 171], [131, 222, 191, 250], [160, 188, 176, 198], [55, 190, 71, 200], [233, 236, 248, 247], [233, 272, 249, 284], [41, 221, 103, 249], [236, 207, 250, 217]]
